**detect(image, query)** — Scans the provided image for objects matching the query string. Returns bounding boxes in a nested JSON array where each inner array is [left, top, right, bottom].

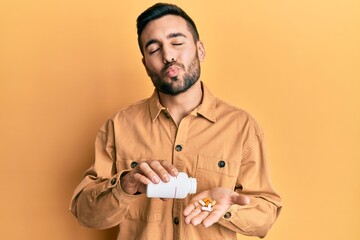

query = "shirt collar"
[[149, 82, 217, 123], [149, 91, 166, 122], [196, 82, 217, 122]]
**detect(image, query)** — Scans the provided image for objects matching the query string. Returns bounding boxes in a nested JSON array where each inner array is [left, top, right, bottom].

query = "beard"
[[147, 53, 201, 96]]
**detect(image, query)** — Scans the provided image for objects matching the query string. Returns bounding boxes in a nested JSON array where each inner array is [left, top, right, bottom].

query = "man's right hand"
[[120, 160, 178, 195]]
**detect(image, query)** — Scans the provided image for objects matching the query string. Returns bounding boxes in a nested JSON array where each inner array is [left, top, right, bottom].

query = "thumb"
[[231, 193, 250, 206]]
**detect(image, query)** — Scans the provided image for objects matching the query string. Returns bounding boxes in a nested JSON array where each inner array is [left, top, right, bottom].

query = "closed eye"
[[149, 48, 160, 54]]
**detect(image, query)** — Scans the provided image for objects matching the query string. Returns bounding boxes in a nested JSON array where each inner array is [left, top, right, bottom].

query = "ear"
[[196, 41, 206, 61], [142, 57, 146, 66], [142, 57, 151, 77]]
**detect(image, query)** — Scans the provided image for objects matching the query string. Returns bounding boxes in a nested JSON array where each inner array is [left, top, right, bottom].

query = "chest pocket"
[[195, 155, 241, 193], [116, 159, 164, 222]]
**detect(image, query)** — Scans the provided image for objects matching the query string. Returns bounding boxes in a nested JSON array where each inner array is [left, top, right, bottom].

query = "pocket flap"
[[196, 155, 240, 177]]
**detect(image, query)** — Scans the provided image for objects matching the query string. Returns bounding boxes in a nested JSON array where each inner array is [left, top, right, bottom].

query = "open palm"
[[183, 187, 249, 228]]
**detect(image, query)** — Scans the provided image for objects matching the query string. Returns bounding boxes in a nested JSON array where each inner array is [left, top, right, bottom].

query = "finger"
[[184, 200, 201, 216], [184, 208, 202, 224], [133, 172, 152, 185], [138, 162, 161, 184], [149, 160, 171, 182], [231, 193, 250, 205], [184, 202, 197, 216], [159, 160, 179, 177], [202, 209, 223, 228], [190, 210, 211, 226], [183, 193, 208, 216]]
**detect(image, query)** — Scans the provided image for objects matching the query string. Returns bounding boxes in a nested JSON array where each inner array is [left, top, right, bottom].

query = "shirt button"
[[173, 217, 179, 225], [175, 144, 183, 152], [224, 212, 231, 219], [130, 161, 138, 168], [110, 178, 117, 185], [218, 160, 226, 168]]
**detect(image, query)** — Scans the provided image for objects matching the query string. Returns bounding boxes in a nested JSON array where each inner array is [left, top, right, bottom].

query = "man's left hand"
[[183, 187, 250, 228]]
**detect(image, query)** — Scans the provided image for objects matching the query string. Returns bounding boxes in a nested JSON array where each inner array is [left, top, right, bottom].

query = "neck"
[[158, 80, 203, 125]]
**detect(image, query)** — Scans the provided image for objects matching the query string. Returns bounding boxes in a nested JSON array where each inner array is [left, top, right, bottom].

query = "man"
[[70, 3, 282, 240]]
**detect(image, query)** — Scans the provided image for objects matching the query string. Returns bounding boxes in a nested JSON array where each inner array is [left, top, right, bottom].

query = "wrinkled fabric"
[[70, 83, 282, 240]]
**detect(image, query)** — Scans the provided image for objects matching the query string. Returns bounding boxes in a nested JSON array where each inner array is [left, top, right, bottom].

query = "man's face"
[[140, 15, 205, 96]]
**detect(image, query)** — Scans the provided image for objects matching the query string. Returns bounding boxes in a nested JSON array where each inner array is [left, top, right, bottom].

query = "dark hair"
[[137, 3, 200, 55]]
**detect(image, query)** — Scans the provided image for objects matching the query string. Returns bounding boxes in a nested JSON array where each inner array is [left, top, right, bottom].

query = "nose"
[[162, 45, 176, 64], [163, 57, 176, 64]]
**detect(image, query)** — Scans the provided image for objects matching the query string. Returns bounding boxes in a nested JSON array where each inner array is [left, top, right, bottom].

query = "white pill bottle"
[[146, 172, 197, 199]]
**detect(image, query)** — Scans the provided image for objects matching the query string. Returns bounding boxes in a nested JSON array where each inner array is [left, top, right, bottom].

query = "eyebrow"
[[144, 32, 187, 50], [167, 32, 186, 39], [144, 39, 159, 49]]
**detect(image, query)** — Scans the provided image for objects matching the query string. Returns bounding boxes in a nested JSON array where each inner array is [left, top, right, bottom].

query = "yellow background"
[[1, 0, 359, 239]]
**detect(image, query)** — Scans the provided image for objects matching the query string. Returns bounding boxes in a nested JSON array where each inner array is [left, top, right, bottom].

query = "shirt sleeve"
[[69, 119, 140, 229], [218, 117, 282, 238]]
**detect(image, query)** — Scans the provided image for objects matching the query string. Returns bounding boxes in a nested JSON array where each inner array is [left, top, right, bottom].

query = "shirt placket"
[[171, 115, 191, 240]]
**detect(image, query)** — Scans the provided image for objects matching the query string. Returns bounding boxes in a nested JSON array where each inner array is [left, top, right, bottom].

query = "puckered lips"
[[165, 66, 180, 78]]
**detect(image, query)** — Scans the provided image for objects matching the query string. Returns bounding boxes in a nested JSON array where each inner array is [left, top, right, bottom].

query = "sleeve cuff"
[[110, 170, 143, 204]]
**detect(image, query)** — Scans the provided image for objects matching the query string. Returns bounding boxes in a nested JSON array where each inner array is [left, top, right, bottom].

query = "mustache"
[[161, 62, 185, 75]]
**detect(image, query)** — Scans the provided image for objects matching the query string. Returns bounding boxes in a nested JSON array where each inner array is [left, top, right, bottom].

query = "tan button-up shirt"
[[70, 83, 282, 240]]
